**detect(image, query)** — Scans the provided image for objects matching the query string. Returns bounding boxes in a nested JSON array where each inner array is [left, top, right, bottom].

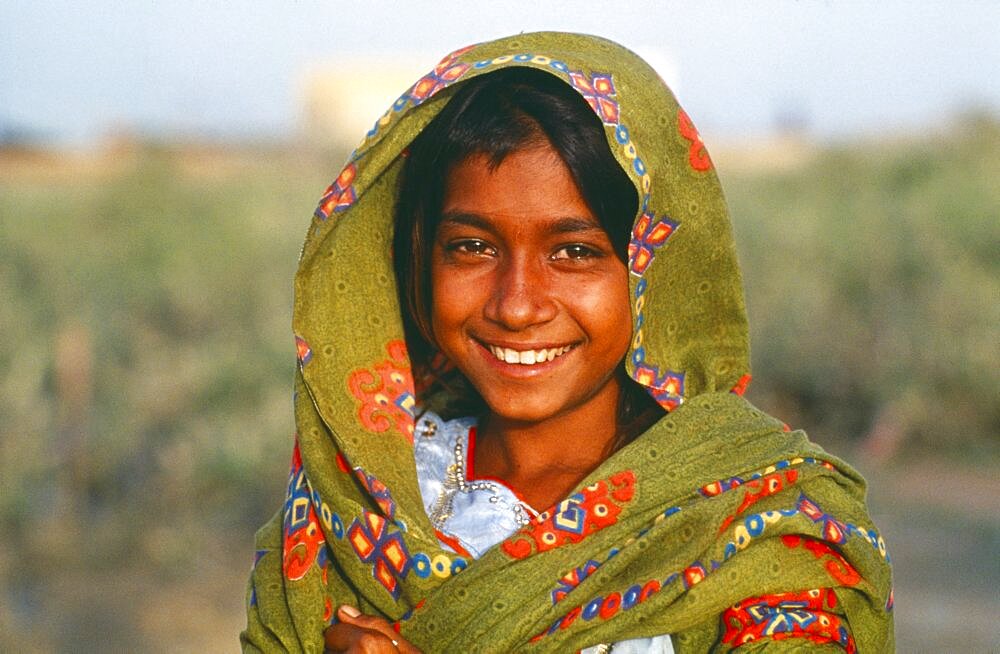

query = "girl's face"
[[430, 143, 632, 427]]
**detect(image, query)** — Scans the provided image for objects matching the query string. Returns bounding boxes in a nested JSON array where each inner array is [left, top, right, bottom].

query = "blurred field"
[[1, 117, 998, 652]]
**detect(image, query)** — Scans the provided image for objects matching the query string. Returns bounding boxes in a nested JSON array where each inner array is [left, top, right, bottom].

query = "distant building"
[[300, 56, 433, 150]]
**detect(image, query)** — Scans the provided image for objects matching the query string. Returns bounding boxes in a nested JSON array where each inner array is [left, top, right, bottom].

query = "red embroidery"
[[782, 535, 861, 587], [283, 504, 325, 581], [408, 48, 472, 105], [627, 210, 678, 275], [677, 108, 713, 171], [683, 562, 707, 588], [722, 588, 856, 652], [434, 529, 472, 558], [315, 162, 358, 219], [718, 470, 799, 534], [567, 70, 620, 124], [730, 373, 752, 396], [282, 442, 327, 580], [501, 471, 636, 559], [347, 340, 417, 442], [347, 510, 413, 599], [295, 336, 313, 365]]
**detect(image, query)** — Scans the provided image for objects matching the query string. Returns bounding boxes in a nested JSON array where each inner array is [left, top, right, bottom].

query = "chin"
[[481, 392, 566, 425]]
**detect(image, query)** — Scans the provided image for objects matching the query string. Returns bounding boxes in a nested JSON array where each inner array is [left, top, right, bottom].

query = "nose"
[[483, 254, 557, 330]]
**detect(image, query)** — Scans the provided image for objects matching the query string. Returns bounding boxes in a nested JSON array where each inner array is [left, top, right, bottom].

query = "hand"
[[323, 605, 422, 653]]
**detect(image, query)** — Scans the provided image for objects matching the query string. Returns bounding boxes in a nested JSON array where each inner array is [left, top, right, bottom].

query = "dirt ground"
[[860, 456, 1000, 652]]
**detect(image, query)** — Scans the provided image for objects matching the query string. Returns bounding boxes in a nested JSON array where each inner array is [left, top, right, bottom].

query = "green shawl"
[[243, 32, 894, 653]]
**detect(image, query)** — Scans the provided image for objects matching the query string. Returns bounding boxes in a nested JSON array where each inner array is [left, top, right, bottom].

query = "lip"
[[472, 337, 578, 375]]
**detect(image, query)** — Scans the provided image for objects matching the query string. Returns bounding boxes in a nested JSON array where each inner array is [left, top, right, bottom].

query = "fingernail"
[[339, 605, 361, 618]]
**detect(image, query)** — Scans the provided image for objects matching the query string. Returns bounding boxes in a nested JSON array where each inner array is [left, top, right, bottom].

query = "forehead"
[[442, 144, 598, 226]]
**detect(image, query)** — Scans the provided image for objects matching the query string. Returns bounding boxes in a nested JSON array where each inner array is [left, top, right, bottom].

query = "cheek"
[[429, 262, 452, 335], [606, 283, 635, 355], [567, 272, 633, 353], [429, 259, 477, 342]]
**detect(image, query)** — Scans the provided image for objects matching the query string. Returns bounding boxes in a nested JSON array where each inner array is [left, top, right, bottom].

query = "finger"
[[335, 606, 396, 637], [324, 621, 400, 654], [334, 607, 418, 653]]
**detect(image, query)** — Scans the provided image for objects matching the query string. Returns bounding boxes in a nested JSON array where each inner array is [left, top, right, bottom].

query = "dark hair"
[[393, 66, 662, 443]]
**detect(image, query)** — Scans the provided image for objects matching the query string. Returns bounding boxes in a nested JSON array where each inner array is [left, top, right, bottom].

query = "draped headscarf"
[[243, 32, 894, 653]]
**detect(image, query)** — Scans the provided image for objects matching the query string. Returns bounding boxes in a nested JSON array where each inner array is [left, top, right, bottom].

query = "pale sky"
[[2, 1, 998, 145]]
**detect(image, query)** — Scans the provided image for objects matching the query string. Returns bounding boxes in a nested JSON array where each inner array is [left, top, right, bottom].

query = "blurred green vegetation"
[[0, 117, 997, 649], [725, 116, 999, 456]]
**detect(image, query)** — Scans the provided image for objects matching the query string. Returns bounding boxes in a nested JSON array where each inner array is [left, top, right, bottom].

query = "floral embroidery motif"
[[568, 70, 620, 124], [722, 588, 856, 652], [501, 471, 636, 559], [678, 108, 713, 171], [283, 441, 328, 581], [347, 509, 412, 599], [347, 340, 417, 442], [683, 561, 708, 588]]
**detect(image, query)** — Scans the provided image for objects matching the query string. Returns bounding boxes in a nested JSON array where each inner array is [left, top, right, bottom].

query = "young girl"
[[243, 32, 894, 653]]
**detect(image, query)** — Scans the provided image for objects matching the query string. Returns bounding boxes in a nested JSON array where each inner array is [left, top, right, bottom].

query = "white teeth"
[[488, 344, 572, 365]]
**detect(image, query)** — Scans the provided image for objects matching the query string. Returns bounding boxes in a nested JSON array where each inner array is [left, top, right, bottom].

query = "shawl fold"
[[243, 31, 894, 653]]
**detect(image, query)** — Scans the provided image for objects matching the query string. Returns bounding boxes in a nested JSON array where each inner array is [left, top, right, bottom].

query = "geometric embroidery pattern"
[[354, 467, 398, 520], [347, 510, 412, 600], [567, 70, 619, 125], [282, 441, 328, 581], [315, 162, 358, 220], [627, 210, 678, 275], [502, 470, 636, 560], [408, 56, 473, 106], [552, 559, 601, 605], [721, 588, 856, 653], [632, 363, 685, 411]]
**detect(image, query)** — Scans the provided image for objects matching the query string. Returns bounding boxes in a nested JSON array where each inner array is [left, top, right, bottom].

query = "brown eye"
[[552, 244, 600, 260], [449, 239, 495, 256]]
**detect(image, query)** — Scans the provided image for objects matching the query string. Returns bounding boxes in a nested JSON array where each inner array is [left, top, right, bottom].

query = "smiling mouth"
[[485, 343, 575, 365]]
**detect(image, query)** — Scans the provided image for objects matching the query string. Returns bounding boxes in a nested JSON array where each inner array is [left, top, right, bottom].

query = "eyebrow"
[[439, 212, 604, 235]]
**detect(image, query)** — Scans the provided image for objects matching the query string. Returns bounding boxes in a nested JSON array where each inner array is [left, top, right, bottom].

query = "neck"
[[473, 385, 620, 510]]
